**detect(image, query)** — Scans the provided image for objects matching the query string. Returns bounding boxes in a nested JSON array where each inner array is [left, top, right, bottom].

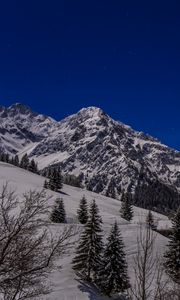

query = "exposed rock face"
[[0, 103, 57, 153], [0, 104, 180, 207]]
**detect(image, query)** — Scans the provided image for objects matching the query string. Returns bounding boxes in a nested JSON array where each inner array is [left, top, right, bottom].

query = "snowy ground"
[[0, 162, 171, 300]]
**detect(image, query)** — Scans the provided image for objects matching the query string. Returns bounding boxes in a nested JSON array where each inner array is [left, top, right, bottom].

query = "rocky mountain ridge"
[[0, 103, 180, 209]]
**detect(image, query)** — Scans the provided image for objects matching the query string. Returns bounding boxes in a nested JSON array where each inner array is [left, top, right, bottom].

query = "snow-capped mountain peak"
[[0, 103, 57, 154], [0, 104, 180, 206]]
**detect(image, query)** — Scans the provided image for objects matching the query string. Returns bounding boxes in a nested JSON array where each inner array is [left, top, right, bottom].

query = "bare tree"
[[130, 226, 180, 300], [0, 183, 75, 300], [154, 263, 180, 300], [130, 226, 157, 300]]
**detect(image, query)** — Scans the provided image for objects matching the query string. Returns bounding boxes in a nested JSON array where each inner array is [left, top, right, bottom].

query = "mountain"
[[0, 103, 58, 154], [0, 104, 180, 211]]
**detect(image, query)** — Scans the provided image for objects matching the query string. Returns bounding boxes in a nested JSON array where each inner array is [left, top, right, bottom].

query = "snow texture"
[[0, 162, 171, 300]]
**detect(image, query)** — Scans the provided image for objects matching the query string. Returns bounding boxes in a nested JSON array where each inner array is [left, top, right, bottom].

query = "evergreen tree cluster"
[[50, 198, 66, 223], [43, 168, 63, 192], [133, 178, 180, 214], [0, 151, 38, 174], [63, 174, 82, 188], [43, 168, 83, 189], [164, 207, 180, 284], [73, 199, 130, 297], [120, 192, 134, 222]]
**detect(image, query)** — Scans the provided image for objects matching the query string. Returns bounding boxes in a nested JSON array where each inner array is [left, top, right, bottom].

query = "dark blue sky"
[[0, 0, 179, 149]]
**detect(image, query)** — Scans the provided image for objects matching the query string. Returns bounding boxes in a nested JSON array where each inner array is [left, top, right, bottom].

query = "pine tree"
[[77, 195, 88, 224], [28, 159, 38, 173], [14, 155, 19, 167], [11, 156, 15, 165], [120, 193, 133, 222], [0, 152, 5, 162], [20, 153, 29, 169], [98, 221, 130, 296], [55, 168, 63, 190], [50, 198, 66, 223], [43, 180, 48, 189], [72, 199, 103, 281], [5, 153, 9, 163], [164, 207, 180, 283], [48, 168, 63, 192], [146, 210, 157, 230]]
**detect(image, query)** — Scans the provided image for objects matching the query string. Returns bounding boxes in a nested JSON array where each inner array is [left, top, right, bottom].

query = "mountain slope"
[[0, 162, 170, 300], [0, 104, 180, 210], [0, 103, 58, 154]]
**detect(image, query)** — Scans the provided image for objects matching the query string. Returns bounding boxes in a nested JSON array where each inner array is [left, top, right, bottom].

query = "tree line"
[[0, 151, 39, 174]]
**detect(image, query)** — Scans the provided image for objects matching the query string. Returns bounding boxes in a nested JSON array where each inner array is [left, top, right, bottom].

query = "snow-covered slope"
[[1, 104, 180, 200], [0, 162, 170, 300]]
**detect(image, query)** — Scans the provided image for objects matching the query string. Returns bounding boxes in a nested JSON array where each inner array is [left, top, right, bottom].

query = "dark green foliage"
[[133, 178, 180, 214], [77, 195, 88, 224], [164, 207, 180, 284], [146, 210, 157, 230], [50, 198, 66, 223], [72, 199, 103, 281], [0, 151, 39, 174], [11, 156, 15, 165], [14, 155, 19, 166], [156, 228, 172, 238], [63, 174, 82, 188], [48, 168, 63, 192], [0, 152, 9, 163], [120, 193, 134, 222], [98, 222, 130, 296], [0, 152, 6, 162], [5, 153, 9, 163], [28, 158, 38, 173], [20, 153, 29, 169], [43, 180, 48, 189]]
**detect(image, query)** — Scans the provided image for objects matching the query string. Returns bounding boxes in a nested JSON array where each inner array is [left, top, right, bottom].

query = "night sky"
[[0, 0, 179, 149]]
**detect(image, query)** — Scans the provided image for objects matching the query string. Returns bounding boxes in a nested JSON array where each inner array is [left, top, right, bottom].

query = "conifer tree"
[[77, 195, 88, 224], [120, 192, 133, 222], [20, 153, 29, 169], [72, 199, 103, 281], [28, 159, 38, 173], [43, 179, 48, 189], [5, 153, 9, 163], [14, 155, 19, 166], [11, 156, 15, 165], [98, 221, 130, 296], [146, 210, 157, 230], [50, 198, 66, 223], [55, 167, 63, 190], [164, 207, 180, 283], [48, 168, 63, 192], [48, 170, 56, 191], [0, 152, 6, 162]]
